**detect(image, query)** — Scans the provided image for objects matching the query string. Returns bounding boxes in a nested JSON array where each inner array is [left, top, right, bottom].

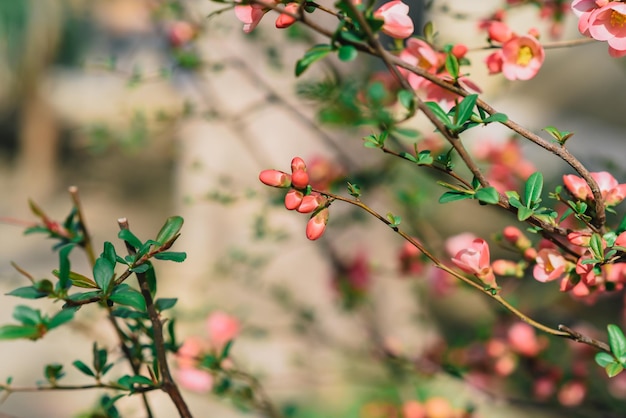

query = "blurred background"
[[1, 0, 626, 417]]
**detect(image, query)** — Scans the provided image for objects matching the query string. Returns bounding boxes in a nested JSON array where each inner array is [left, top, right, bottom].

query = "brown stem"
[[118, 218, 192, 418], [316, 189, 611, 353], [68, 186, 97, 267], [0, 383, 161, 393]]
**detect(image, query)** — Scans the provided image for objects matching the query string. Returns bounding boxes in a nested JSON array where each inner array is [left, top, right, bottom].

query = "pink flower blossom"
[[571, 0, 599, 35], [488, 21, 514, 43], [500, 35, 545, 80], [451, 238, 497, 286], [533, 248, 567, 282], [275, 2, 299, 29], [398, 38, 443, 90], [507, 322, 542, 356], [374, 1, 414, 39], [588, 2, 626, 57], [206, 311, 240, 349], [177, 368, 213, 393], [398, 240, 425, 275], [558, 381, 587, 407], [563, 171, 626, 206], [234, 3, 268, 33], [567, 230, 592, 247], [616, 231, 626, 248], [306, 208, 329, 240]]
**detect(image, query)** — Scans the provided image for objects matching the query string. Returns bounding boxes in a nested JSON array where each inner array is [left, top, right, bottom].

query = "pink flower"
[[234, 3, 267, 33], [177, 368, 213, 393], [306, 208, 329, 240], [296, 192, 326, 213], [572, 0, 600, 35], [374, 1, 414, 39], [451, 44, 468, 59], [616, 231, 626, 248], [398, 38, 443, 90], [488, 21, 514, 43], [567, 230, 592, 246], [284, 189, 304, 210], [445, 233, 478, 257], [507, 322, 542, 356], [402, 400, 426, 418], [451, 238, 497, 286], [398, 240, 425, 275], [501, 35, 545, 80], [563, 174, 592, 200], [259, 169, 291, 188], [275, 2, 299, 29], [206, 311, 240, 349], [563, 171, 626, 206], [558, 381, 587, 407], [177, 336, 208, 369], [485, 51, 504, 74], [588, 2, 626, 57], [533, 249, 567, 282]]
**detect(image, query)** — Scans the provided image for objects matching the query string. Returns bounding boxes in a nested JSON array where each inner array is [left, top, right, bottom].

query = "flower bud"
[[291, 169, 310, 189], [306, 208, 329, 240], [275, 2, 298, 29], [451, 43, 468, 59], [488, 21, 513, 43], [296, 193, 325, 213], [259, 169, 291, 188], [284, 189, 304, 210], [291, 156, 307, 172]]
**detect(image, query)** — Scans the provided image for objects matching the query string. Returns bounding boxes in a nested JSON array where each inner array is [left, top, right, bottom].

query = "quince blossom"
[[374, 1, 414, 39], [451, 238, 497, 287], [574, 1, 626, 57], [484, 22, 545, 81], [533, 248, 567, 282], [563, 171, 626, 206]]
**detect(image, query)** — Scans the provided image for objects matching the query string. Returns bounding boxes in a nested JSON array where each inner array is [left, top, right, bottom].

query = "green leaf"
[[45, 363, 65, 383], [517, 206, 534, 221], [337, 45, 357, 61], [482, 113, 508, 123], [58, 244, 74, 290], [424, 101, 450, 126], [102, 242, 117, 266], [47, 309, 75, 330], [399, 151, 418, 163], [155, 298, 178, 311], [455, 94, 478, 126], [93, 257, 115, 291], [93, 343, 108, 373], [606, 362, 624, 378], [13, 305, 41, 326], [417, 150, 433, 165], [155, 216, 184, 246], [143, 262, 157, 297], [596, 352, 616, 367], [65, 290, 101, 303], [608, 324, 626, 358], [131, 263, 150, 274], [439, 191, 472, 203], [524, 172, 544, 208], [72, 360, 95, 377], [445, 52, 459, 80], [53, 269, 98, 289], [153, 252, 187, 262], [295, 44, 332, 76], [109, 284, 146, 312], [221, 340, 234, 360], [118, 229, 143, 250], [397, 89, 414, 111], [474, 187, 500, 204], [6, 286, 48, 299], [590, 233, 604, 261], [347, 182, 361, 198], [618, 214, 626, 234], [0, 325, 40, 340]]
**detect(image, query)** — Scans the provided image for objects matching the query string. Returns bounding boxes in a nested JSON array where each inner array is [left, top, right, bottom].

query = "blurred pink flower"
[[206, 311, 240, 349], [558, 381, 587, 407], [445, 233, 477, 257], [234, 3, 267, 33], [402, 400, 426, 418], [374, 1, 414, 39], [507, 322, 542, 356], [398, 38, 443, 90], [177, 368, 213, 393], [488, 21, 513, 43]]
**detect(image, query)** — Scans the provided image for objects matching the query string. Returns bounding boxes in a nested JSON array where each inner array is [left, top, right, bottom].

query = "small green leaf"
[[524, 172, 544, 208], [590, 233, 604, 261], [424, 101, 450, 126], [153, 252, 187, 262], [155, 298, 178, 311], [13, 305, 41, 326], [93, 257, 115, 291], [417, 150, 433, 165], [47, 309, 75, 330], [102, 242, 117, 266], [474, 187, 500, 204], [606, 362, 624, 378], [73, 360, 95, 377], [44, 363, 65, 383], [221, 340, 234, 360], [517, 206, 534, 221], [439, 191, 472, 203], [347, 182, 361, 198], [608, 324, 626, 358], [295, 44, 332, 76], [482, 113, 508, 123], [455, 94, 478, 126], [155, 216, 184, 246], [596, 352, 616, 367], [445, 52, 459, 80], [399, 151, 418, 163], [130, 263, 150, 274], [0, 325, 40, 340], [118, 229, 143, 250], [58, 244, 74, 290], [109, 284, 146, 312], [397, 89, 414, 110], [6, 286, 48, 299], [53, 270, 98, 289], [337, 45, 357, 61]]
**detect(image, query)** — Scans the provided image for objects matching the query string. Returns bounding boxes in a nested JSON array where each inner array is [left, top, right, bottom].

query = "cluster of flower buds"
[[259, 157, 330, 240]]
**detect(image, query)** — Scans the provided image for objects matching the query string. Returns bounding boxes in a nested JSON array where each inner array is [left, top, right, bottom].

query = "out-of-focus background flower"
[[1, 0, 626, 417]]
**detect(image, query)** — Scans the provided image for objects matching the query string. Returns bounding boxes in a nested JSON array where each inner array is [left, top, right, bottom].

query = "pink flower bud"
[[616, 231, 626, 248], [567, 231, 591, 246], [168, 21, 196, 47], [488, 21, 513, 43], [451, 43, 468, 58], [558, 381, 586, 407], [374, 0, 414, 39], [284, 189, 304, 210], [259, 169, 291, 188], [451, 238, 497, 287], [563, 174, 592, 200], [528, 27, 540, 38], [485, 51, 503, 74], [206, 311, 240, 349], [296, 193, 325, 213], [291, 169, 310, 189], [275, 2, 298, 29], [291, 156, 307, 172], [492, 259, 522, 277], [306, 208, 329, 240], [507, 322, 541, 356], [176, 368, 213, 393]]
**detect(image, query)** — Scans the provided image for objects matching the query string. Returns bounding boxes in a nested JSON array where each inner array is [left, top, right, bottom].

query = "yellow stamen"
[[517, 45, 533, 66], [611, 10, 626, 28]]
